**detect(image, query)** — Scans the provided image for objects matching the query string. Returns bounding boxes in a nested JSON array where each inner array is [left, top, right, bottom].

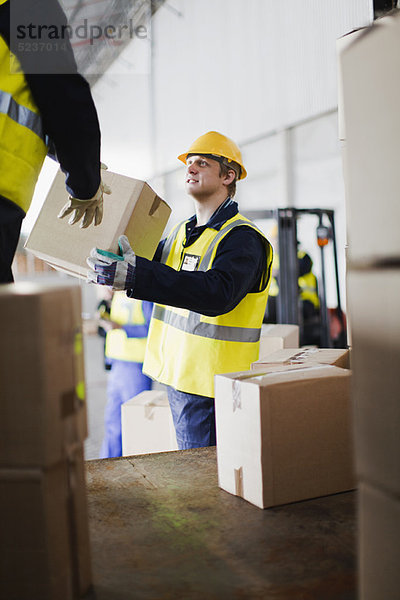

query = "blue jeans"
[[100, 360, 152, 458], [167, 387, 216, 450]]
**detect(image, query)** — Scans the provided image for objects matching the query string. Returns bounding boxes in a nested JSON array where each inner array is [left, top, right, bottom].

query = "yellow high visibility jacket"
[[0, 31, 48, 211], [298, 271, 320, 309], [269, 251, 319, 308], [143, 213, 273, 397], [105, 293, 149, 363]]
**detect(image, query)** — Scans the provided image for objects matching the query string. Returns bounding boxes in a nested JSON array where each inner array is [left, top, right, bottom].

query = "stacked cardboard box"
[[338, 14, 400, 599], [25, 170, 171, 279], [121, 391, 178, 456], [252, 347, 350, 370], [258, 324, 299, 360], [0, 282, 91, 600], [215, 364, 355, 509]]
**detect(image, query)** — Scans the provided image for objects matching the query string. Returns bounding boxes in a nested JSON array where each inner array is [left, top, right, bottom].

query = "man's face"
[[185, 155, 225, 199]]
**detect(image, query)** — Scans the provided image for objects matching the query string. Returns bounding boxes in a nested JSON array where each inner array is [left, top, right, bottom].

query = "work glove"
[[58, 163, 112, 228], [86, 235, 136, 290]]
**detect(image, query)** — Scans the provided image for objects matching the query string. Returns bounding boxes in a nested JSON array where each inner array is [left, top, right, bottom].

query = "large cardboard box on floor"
[[359, 482, 400, 600], [252, 347, 350, 370], [0, 445, 91, 600], [122, 391, 178, 456], [0, 281, 87, 468], [215, 365, 355, 509], [338, 14, 400, 261], [347, 269, 400, 497], [258, 324, 299, 360], [25, 170, 171, 278]]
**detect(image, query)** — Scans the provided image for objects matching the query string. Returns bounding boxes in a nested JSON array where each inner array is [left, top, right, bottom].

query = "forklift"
[[244, 208, 347, 348]]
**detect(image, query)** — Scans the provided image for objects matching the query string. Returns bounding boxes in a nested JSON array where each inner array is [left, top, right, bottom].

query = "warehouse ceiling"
[[60, 0, 166, 85]]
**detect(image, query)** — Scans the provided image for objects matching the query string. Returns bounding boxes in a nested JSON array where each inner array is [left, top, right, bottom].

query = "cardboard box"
[[258, 324, 299, 360], [215, 365, 355, 509], [252, 347, 350, 370], [338, 14, 400, 261], [25, 170, 171, 279], [0, 445, 91, 600], [359, 483, 400, 600], [347, 269, 400, 497], [0, 281, 87, 468], [337, 27, 367, 142], [122, 391, 178, 456]]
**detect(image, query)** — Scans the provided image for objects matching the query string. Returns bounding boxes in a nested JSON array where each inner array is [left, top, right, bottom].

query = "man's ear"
[[222, 169, 236, 186]]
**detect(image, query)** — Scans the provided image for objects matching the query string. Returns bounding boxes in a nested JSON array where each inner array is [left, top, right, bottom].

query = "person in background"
[[87, 131, 273, 450], [100, 293, 153, 458], [0, 0, 109, 283], [263, 222, 320, 345], [95, 287, 114, 371]]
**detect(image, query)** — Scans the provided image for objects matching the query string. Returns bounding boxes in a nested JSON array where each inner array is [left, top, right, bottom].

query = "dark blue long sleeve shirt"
[[127, 199, 271, 317]]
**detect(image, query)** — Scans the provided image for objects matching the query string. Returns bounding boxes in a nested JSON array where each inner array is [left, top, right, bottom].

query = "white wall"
[[150, 0, 372, 173], [146, 0, 373, 308], [24, 0, 373, 310]]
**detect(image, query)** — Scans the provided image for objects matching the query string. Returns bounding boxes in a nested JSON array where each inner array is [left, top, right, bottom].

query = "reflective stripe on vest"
[[105, 293, 148, 363], [152, 305, 262, 343], [0, 90, 44, 139], [143, 213, 273, 397], [0, 36, 47, 211]]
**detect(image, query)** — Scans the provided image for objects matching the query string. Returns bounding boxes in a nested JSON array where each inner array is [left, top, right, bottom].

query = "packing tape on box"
[[247, 364, 329, 382], [144, 404, 155, 420], [282, 348, 319, 364], [234, 466, 243, 497], [143, 397, 166, 420], [0, 467, 44, 481], [232, 380, 242, 412]]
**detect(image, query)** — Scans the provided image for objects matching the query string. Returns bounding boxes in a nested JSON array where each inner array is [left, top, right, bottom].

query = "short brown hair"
[[219, 160, 240, 198]]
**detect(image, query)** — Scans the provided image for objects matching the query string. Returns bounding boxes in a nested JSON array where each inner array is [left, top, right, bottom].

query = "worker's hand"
[[58, 163, 112, 228], [86, 235, 136, 290]]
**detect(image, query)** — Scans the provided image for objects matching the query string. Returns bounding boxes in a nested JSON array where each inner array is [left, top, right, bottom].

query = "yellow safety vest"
[[105, 293, 148, 363], [143, 213, 273, 397], [298, 271, 320, 309], [269, 250, 319, 307], [0, 30, 48, 211]]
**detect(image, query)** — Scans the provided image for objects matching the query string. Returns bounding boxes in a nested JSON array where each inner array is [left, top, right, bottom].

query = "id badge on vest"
[[181, 253, 201, 272]]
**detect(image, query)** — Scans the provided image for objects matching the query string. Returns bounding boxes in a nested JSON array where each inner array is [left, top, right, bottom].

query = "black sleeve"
[[127, 227, 269, 317], [0, 0, 101, 199], [153, 238, 165, 262], [298, 252, 313, 276]]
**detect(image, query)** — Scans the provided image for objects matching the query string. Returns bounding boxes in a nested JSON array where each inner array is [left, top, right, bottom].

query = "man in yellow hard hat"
[[0, 0, 108, 283], [87, 131, 273, 449]]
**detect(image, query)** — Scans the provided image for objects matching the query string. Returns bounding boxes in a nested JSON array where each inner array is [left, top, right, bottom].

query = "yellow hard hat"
[[178, 131, 247, 179]]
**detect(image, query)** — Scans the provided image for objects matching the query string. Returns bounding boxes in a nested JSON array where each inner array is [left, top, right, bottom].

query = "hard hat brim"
[[177, 151, 247, 179]]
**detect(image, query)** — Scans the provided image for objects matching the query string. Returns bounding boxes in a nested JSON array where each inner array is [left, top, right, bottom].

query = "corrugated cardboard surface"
[[347, 269, 400, 497], [336, 27, 367, 141], [0, 445, 91, 600], [252, 347, 350, 370], [0, 281, 87, 467], [215, 365, 355, 509], [122, 391, 178, 456], [25, 170, 171, 278], [339, 14, 400, 261], [258, 324, 299, 359], [359, 482, 400, 600]]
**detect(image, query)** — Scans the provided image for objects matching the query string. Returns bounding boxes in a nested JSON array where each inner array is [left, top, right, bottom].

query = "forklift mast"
[[243, 208, 347, 348]]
